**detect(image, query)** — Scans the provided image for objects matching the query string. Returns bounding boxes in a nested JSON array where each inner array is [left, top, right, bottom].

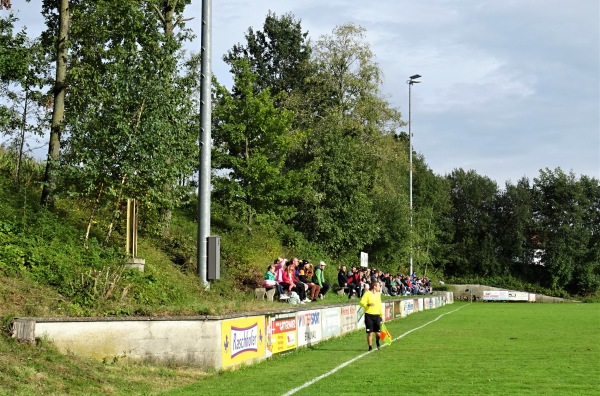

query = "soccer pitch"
[[164, 303, 599, 396]]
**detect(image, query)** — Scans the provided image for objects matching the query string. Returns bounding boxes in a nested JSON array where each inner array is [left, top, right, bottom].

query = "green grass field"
[[164, 303, 599, 396]]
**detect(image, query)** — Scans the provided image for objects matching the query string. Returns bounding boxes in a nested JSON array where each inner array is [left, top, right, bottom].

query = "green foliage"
[[53, 0, 198, 240], [212, 60, 296, 231], [224, 11, 313, 98]]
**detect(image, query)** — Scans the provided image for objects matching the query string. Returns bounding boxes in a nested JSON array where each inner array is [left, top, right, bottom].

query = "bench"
[[254, 287, 277, 302], [334, 286, 350, 297]]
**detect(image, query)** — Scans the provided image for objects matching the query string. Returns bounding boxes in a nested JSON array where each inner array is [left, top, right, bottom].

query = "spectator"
[[349, 267, 364, 298], [263, 264, 289, 300], [274, 258, 286, 284], [338, 265, 356, 299], [313, 261, 331, 298], [299, 263, 321, 302], [281, 261, 309, 304], [384, 273, 396, 296]]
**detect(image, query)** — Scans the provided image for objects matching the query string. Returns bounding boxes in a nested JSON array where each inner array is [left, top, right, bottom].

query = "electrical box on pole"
[[207, 235, 220, 280]]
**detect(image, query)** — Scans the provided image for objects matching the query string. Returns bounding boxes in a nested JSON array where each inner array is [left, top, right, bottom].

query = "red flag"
[[379, 322, 392, 345]]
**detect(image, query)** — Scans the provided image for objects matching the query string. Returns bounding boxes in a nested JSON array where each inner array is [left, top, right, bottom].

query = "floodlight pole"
[[407, 74, 421, 277], [197, 0, 212, 289]]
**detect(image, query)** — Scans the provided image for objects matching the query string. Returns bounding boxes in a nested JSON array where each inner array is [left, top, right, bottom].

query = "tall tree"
[[212, 60, 295, 233], [444, 169, 499, 277], [493, 177, 534, 277], [0, 14, 48, 187], [532, 168, 599, 294], [224, 11, 312, 98], [40, 0, 68, 208], [289, 24, 402, 256], [53, 0, 197, 242]]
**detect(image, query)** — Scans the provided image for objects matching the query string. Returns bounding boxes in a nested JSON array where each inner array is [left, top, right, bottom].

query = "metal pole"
[[406, 74, 421, 277], [197, 0, 212, 288], [408, 81, 413, 277]]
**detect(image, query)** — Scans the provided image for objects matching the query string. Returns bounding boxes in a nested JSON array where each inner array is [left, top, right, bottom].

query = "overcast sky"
[[9, 0, 600, 186]]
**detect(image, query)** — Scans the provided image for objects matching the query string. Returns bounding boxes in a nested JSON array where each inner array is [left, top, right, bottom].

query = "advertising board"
[[221, 316, 265, 367], [266, 313, 297, 356], [296, 310, 323, 347]]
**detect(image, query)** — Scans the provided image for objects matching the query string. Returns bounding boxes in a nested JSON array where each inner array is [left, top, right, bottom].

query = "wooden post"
[[125, 199, 145, 271]]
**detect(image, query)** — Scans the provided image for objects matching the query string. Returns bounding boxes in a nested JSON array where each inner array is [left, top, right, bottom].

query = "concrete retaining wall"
[[12, 292, 454, 370]]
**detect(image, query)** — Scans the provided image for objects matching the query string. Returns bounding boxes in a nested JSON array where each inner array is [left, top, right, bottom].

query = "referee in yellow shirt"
[[359, 281, 383, 351]]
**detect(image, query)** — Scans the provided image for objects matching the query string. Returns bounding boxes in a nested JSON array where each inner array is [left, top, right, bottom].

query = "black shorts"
[[364, 313, 382, 333]]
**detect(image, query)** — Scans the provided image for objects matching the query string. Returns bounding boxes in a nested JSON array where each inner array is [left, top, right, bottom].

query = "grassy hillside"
[[0, 152, 304, 320], [0, 151, 324, 394]]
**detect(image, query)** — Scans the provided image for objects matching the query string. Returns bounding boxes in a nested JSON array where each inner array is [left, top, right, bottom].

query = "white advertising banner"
[[508, 292, 529, 301], [321, 307, 341, 339], [416, 298, 423, 312], [483, 290, 509, 301], [340, 305, 358, 333], [402, 299, 415, 316], [424, 297, 433, 310], [360, 252, 369, 267], [296, 310, 323, 347]]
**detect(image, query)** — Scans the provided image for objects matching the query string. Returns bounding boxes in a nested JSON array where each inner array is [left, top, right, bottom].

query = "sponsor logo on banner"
[[297, 310, 322, 347], [268, 313, 297, 355], [403, 299, 414, 316], [508, 292, 529, 301], [384, 302, 393, 321], [230, 324, 258, 357], [341, 305, 357, 333], [483, 291, 509, 301], [221, 316, 265, 367]]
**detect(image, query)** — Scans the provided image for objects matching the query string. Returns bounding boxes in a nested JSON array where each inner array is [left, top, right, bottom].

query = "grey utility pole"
[[407, 74, 421, 277], [197, 0, 212, 288]]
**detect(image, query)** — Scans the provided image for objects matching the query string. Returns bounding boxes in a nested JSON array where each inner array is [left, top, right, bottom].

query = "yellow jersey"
[[359, 290, 382, 317]]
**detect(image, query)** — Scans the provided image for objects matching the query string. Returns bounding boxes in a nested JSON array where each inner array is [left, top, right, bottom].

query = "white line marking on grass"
[[281, 304, 468, 396]]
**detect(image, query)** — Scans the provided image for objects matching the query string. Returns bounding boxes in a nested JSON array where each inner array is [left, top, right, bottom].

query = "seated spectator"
[[313, 261, 331, 298], [384, 272, 396, 296], [299, 263, 321, 302], [281, 261, 309, 303], [337, 265, 356, 299], [264, 263, 288, 300], [349, 267, 365, 298], [295, 260, 310, 294]]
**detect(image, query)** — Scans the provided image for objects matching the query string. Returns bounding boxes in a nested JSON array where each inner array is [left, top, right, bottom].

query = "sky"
[[8, 0, 600, 187]]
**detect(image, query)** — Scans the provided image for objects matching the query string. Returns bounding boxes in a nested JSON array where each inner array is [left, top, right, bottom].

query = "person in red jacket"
[[281, 261, 307, 303]]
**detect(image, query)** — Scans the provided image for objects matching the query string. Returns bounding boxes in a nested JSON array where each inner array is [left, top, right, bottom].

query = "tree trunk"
[[104, 174, 127, 246], [41, 0, 69, 208], [85, 182, 104, 245], [16, 81, 28, 188]]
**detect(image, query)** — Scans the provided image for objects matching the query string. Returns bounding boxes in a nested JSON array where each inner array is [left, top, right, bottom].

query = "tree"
[[444, 169, 499, 277], [224, 11, 312, 98], [493, 178, 534, 277], [289, 24, 402, 256], [212, 60, 295, 233], [40, 0, 68, 208], [0, 14, 48, 187], [52, 0, 197, 242], [532, 168, 599, 294]]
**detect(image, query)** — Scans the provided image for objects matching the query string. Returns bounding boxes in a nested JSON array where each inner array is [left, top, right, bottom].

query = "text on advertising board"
[[230, 324, 258, 358]]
